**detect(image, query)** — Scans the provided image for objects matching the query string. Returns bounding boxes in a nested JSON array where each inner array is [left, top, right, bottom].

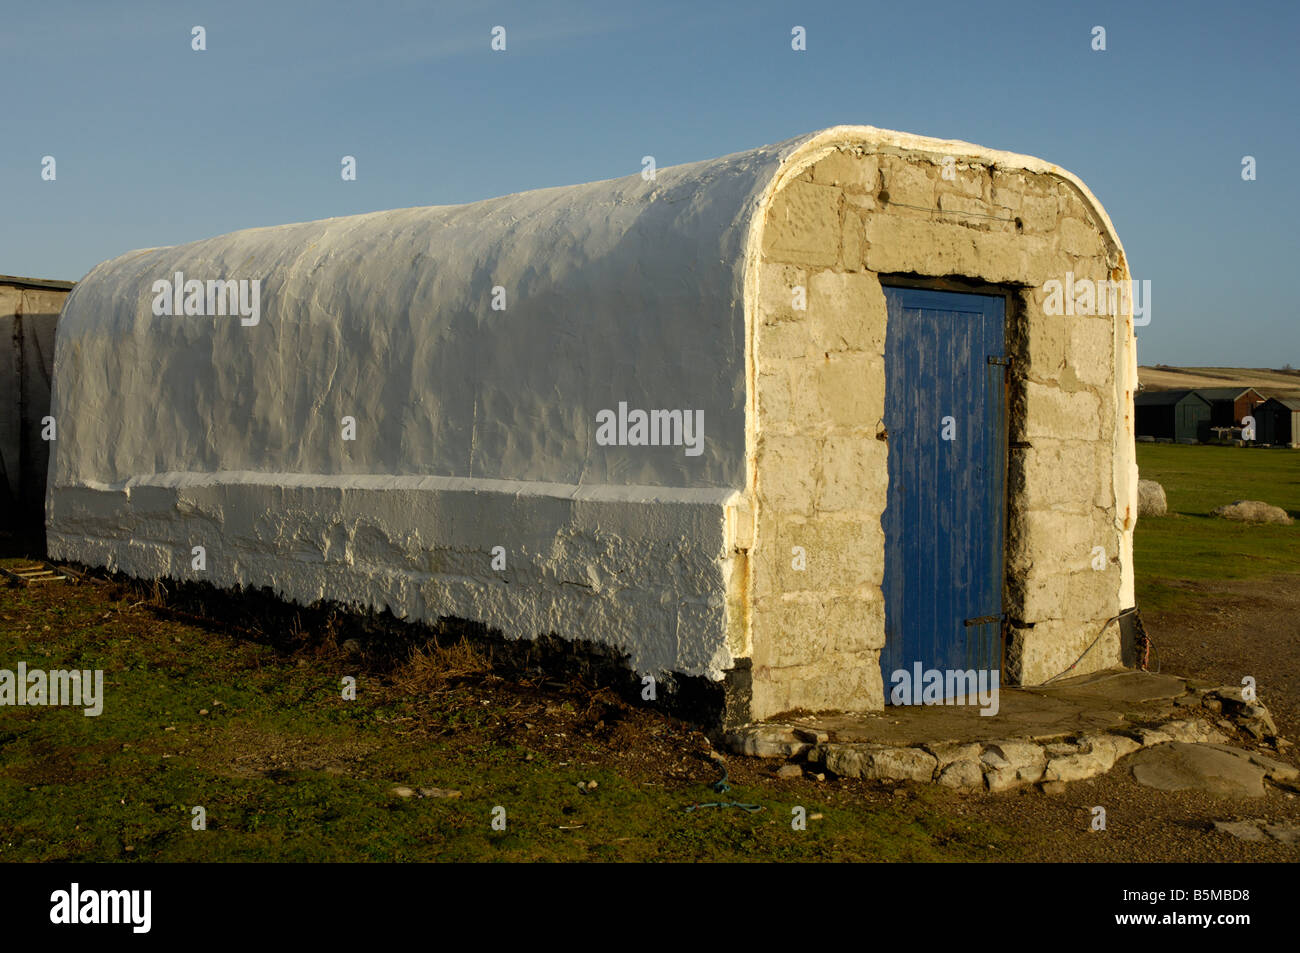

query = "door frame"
[[878, 275, 1018, 687]]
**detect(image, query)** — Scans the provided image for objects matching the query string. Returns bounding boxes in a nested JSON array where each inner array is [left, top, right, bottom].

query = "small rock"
[[1239, 704, 1279, 740], [793, 727, 830, 743], [1040, 780, 1067, 796], [862, 746, 937, 782], [392, 785, 416, 798], [937, 759, 984, 791], [419, 787, 461, 799], [776, 764, 803, 780], [198, 709, 209, 716], [1044, 749, 1113, 783], [725, 725, 811, 759], [1210, 500, 1293, 525], [1263, 823, 1300, 845], [1080, 733, 1141, 763], [986, 762, 1045, 793], [980, 751, 1011, 770], [809, 812, 823, 821], [1134, 727, 1173, 748], [1161, 718, 1228, 745], [925, 742, 983, 768], [1213, 819, 1269, 842], [1138, 479, 1167, 517], [342, 639, 362, 654], [985, 741, 1047, 771], [1131, 743, 1268, 798]]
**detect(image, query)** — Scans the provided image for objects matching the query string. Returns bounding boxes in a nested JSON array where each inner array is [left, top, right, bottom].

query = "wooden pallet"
[[0, 561, 83, 587]]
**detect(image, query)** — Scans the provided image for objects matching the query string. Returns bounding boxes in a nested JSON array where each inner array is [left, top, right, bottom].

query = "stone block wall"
[[747, 145, 1134, 720]]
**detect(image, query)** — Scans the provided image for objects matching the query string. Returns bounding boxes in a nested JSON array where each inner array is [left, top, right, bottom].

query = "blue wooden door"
[[880, 287, 1007, 695]]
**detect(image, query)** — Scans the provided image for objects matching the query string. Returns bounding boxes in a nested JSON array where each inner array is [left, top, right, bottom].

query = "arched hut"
[[48, 126, 1140, 726]]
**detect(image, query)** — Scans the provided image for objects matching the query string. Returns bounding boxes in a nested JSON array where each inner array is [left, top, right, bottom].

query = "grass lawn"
[[0, 575, 1004, 862], [1133, 444, 1299, 612]]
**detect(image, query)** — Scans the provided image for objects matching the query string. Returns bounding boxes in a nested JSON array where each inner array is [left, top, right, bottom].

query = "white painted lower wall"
[[47, 473, 740, 680]]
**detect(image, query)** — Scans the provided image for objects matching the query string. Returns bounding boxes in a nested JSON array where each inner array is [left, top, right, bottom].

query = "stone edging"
[[725, 686, 1297, 794]]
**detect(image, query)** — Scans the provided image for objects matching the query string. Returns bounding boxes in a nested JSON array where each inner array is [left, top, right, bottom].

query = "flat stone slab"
[[790, 671, 1185, 748], [1029, 671, 1189, 707], [1213, 819, 1300, 844], [1130, 743, 1269, 798]]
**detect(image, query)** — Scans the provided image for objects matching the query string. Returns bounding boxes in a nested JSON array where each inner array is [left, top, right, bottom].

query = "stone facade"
[[747, 144, 1137, 720]]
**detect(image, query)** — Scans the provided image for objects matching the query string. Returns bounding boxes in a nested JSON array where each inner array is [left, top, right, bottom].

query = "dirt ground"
[[661, 574, 1300, 861], [1139, 577, 1300, 741], [915, 582, 1300, 861], [533, 574, 1300, 863]]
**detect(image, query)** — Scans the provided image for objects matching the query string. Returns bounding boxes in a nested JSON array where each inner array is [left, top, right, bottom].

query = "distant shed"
[[0, 275, 75, 548], [1193, 387, 1265, 428], [1256, 398, 1300, 447], [1135, 389, 1212, 443]]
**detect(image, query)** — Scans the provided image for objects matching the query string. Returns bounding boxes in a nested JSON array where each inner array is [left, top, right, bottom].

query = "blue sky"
[[4, 0, 1296, 366]]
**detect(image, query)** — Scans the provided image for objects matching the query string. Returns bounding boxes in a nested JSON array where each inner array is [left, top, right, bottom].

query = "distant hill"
[[1137, 366, 1300, 399]]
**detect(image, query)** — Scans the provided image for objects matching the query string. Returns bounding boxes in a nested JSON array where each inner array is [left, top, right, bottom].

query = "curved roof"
[[50, 126, 1127, 495]]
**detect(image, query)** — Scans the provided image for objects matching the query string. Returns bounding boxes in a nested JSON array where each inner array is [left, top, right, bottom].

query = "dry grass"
[[1138, 365, 1300, 398], [392, 637, 493, 694]]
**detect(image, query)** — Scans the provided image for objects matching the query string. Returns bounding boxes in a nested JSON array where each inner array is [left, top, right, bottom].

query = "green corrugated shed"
[[1134, 389, 1212, 442]]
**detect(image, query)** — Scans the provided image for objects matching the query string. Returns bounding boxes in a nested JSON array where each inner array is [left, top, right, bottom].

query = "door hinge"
[[987, 356, 1012, 366], [964, 613, 1003, 627]]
